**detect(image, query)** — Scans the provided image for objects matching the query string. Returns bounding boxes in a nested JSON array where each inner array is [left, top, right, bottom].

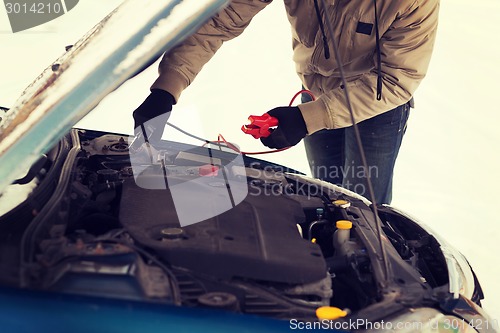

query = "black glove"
[[132, 89, 175, 142], [260, 106, 308, 149]]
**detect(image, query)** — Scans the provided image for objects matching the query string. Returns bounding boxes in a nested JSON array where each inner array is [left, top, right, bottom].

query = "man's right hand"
[[132, 89, 175, 143]]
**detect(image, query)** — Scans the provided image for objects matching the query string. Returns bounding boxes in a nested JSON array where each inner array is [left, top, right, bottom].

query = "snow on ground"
[[1, 0, 499, 323]]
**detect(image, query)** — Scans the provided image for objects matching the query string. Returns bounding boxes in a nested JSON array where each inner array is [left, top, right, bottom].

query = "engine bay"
[[16, 130, 454, 321]]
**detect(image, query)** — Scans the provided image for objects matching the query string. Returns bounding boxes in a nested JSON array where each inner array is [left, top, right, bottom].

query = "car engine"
[[16, 130, 455, 321]]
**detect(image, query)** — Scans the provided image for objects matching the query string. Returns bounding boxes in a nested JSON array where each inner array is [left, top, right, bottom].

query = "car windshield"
[[1, 0, 499, 323]]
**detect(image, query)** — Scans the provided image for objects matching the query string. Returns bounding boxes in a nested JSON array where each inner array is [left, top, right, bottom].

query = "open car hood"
[[0, 0, 229, 195]]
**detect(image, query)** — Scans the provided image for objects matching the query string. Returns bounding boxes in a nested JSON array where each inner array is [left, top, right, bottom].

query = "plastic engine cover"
[[119, 175, 327, 284]]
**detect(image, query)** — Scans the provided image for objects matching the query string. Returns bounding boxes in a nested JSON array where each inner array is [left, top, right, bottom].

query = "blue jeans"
[[303, 100, 411, 204]]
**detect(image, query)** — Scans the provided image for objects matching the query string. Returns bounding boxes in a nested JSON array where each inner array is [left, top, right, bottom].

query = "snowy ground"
[[1, 0, 499, 323]]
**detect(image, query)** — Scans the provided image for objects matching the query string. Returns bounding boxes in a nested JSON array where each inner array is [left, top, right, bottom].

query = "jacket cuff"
[[150, 68, 189, 104], [298, 98, 332, 134]]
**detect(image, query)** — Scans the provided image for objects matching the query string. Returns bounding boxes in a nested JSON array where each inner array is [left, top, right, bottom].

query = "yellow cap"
[[333, 200, 351, 208], [336, 220, 352, 230], [316, 306, 348, 320]]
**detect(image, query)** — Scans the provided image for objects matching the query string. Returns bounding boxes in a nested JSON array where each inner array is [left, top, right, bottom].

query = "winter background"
[[1, 0, 499, 324]]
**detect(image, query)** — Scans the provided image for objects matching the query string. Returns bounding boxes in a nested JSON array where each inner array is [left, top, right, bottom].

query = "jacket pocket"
[[350, 12, 377, 60]]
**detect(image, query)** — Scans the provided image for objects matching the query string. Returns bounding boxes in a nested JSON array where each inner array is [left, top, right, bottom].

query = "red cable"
[[289, 89, 316, 106]]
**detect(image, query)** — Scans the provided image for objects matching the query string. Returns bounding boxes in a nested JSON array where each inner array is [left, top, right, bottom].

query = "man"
[[133, 0, 439, 204]]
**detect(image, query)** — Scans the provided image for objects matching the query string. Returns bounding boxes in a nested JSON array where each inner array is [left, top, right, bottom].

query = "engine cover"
[[119, 175, 327, 284]]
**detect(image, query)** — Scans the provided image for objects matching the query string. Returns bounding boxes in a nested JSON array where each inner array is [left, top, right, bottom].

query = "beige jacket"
[[151, 0, 439, 133]]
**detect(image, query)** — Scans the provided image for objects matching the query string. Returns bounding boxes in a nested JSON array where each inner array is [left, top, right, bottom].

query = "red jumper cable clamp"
[[241, 113, 279, 139]]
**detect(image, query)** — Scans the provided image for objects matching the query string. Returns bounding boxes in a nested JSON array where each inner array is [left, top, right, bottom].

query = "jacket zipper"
[[311, 1, 339, 73]]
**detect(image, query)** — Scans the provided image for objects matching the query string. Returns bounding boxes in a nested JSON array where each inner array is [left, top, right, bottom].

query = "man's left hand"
[[260, 106, 308, 149]]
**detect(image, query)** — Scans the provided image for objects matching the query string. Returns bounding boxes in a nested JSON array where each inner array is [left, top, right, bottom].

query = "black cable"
[[318, 0, 389, 286], [166, 121, 211, 144], [313, 0, 330, 59], [166, 121, 240, 153], [308, 219, 329, 241], [373, 0, 383, 101]]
